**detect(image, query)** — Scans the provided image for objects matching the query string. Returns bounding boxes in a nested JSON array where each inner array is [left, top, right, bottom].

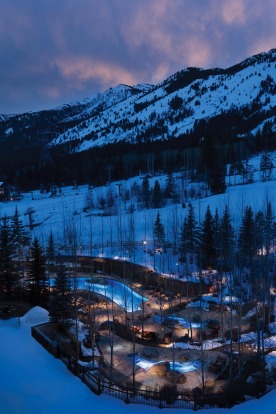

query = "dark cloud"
[[0, 0, 275, 114]]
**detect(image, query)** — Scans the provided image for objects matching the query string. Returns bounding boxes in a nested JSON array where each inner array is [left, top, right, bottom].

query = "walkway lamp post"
[[143, 240, 147, 267]]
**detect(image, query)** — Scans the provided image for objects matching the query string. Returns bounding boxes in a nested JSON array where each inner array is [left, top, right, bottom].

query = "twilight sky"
[[0, 0, 275, 115]]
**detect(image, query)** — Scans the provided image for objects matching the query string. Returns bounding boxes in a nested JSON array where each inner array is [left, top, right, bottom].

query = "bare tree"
[[105, 282, 115, 382]]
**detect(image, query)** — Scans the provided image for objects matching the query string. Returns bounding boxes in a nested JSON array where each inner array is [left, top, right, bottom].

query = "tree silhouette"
[[201, 205, 216, 268], [26, 237, 48, 305], [49, 264, 71, 324], [220, 205, 234, 269], [142, 176, 151, 208], [153, 180, 162, 208], [200, 133, 226, 194], [180, 203, 199, 259], [0, 216, 20, 298], [238, 206, 255, 264], [153, 212, 165, 247], [46, 231, 56, 263], [11, 206, 30, 259]]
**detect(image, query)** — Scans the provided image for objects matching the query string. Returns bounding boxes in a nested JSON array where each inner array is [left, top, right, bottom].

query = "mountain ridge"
[[1, 49, 276, 149], [0, 49, 275, 188], [53, 47, 276, 151]]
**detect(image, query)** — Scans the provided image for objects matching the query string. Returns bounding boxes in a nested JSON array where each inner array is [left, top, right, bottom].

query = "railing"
[[57, 350, 197, 409], [57, 355, 260, 410]]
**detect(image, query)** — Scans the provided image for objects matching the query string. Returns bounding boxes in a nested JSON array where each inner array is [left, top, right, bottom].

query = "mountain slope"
[[0, 49, 275, 188], [49, 48, 276, 151], [1, 49, 275, 151]]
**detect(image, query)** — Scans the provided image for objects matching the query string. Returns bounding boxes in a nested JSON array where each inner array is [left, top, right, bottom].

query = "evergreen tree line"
[[1, 201, 275, 322], [81, 154, 274, 215], [0, 207, 76, 322], [153, 201, 276, 270], [0, 208, 53, 305], [138, 174, 178, 209], [1, 106, 275, 194]]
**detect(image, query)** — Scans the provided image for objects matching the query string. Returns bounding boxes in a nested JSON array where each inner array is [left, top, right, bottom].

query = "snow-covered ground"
[[0, 151, 275, 278], [1, 152, 276, 412], [2, 307, 276, 414]]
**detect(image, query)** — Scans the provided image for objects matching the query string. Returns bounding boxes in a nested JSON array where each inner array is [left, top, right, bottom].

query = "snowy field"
[[1, 307, 276, 414], [0, 151, 275, 276]]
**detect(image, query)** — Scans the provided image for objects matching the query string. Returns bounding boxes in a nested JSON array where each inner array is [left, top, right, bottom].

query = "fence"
[[56, 354, 259, 410], [57, 350, 198, 409], [32, 323, 263, 410]]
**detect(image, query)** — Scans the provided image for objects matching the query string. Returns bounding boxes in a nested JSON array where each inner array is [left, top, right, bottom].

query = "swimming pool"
[[129, 354, 202, 373], [51, 276, 147, 312]]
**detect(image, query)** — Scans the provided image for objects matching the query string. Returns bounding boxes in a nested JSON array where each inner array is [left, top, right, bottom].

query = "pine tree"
[[153, 212, 165, 247], [180, 203, 199, 256], [11, 206, 30, 259], [200, 205, 216, 267], [152, 180, 162, 208], [49, 265, 71, 324], [220, 205, 234, 269], [54, 264, 71, 295], [26, 237, 48, 304], [260, 153, 273, 181], [142, 176, 151, 208], [0, 216, 20, 298], [254, 210, 265, 255], [238, 206, 255, 264], [164, 173, 176, 199], [213, 208, 221, 254], [200, 133, 226, 194], [46, 230, 56, 263]]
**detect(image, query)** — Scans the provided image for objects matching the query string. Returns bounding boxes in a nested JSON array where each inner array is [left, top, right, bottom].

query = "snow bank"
[[19, 306, 49, 326], [265, 351, 276, 371]]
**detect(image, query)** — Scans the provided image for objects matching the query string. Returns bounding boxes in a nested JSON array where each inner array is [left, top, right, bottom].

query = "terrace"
[[43, 261, 262, 404]]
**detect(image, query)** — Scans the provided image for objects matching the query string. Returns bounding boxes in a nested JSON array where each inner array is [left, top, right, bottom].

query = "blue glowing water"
[[50, 277, 146, 312]]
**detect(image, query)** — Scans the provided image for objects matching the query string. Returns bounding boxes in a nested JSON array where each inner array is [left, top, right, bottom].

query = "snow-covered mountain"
[[1, 49, 275, 152], [0, 49, 275, 188], [51, 49, 276, 151]]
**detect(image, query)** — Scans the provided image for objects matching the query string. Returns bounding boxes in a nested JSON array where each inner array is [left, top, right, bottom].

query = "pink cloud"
[[185, 41, 212, 68], [221, 0, 246, 25], [40, 86, 62, 99], [249, 38, 276, 58], [0, 0, 276, 113], [54, 56, 137, 89]]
